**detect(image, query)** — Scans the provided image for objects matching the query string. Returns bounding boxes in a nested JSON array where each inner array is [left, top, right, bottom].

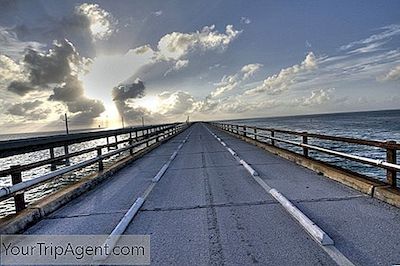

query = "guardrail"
[[211, 122, 399, 188], [0, 123, 189, 214]]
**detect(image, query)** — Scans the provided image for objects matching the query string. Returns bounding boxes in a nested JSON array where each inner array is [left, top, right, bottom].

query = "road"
[[24, 123, 400, 265]]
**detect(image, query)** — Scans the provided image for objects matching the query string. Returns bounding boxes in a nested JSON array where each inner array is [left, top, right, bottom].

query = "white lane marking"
[[322, 246, 355, 266], [269, 188, 334, 245], [227, 147, 237, 156], [95, 130, 191, 262], [94, 197, 145, 261], [239, 159, 259, 177], [204, 124, 354, 266]]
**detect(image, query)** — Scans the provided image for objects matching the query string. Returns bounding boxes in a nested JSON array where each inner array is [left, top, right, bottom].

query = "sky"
[[0, 0, 399, 133]]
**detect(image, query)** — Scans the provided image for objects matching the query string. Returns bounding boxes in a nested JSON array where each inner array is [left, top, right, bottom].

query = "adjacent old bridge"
[[0, 122, 399, 265]]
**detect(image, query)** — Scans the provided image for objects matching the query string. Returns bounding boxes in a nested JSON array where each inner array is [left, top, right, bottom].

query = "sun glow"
[[135, 96, 161, 113]]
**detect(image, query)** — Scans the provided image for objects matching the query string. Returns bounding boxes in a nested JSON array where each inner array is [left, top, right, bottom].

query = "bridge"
[[0, 122, 399, 265]]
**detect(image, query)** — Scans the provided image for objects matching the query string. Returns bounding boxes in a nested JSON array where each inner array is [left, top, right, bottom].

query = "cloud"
[[75, 3, 117, 41], [295, 88, 335, 106], [340, 24, 400, 52], [7, 81, 34, 96], [211, 74, 239, 98], [163, 59, 189, 76], [240, 17, 251, 25], [3, 38, 105, 124], [158, 91, 195, 115], [152, 10, 163, 16], [156, 25, 242, 61], [381, 65, 400, 81], [241, 63, 263, 80], [245, 52, 317, 95], [7, 100, 51, 120], [112, 80, 147, 123], [208, 62, 263, 99], [0, 27, 45, 59], [112, 80, 146, 101], [6, 39, 87, 95]]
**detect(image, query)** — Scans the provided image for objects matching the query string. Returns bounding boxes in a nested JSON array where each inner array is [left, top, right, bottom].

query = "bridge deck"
[[24, 123, 400, 265]]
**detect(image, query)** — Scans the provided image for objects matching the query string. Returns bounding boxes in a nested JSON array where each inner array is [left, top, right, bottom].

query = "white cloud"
[[152, 10, 163, 16], [211, 74, 239, 98], [156, 25, 242, 61], [240, 17, 251, 24], [241, 63, 263, 80], [340, 24, 400, 52], [245, 52, 317, 95], [381, 65, 400, 81], [295, 88, 335, 106], [173, 59, 189, 70], [208, 62, 262, 98], [75, 3, 117, 41]]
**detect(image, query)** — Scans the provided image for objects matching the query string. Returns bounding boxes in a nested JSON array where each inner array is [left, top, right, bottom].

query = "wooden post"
[[302, 132, 309, 158], [64, 145, 70, 166], [386, 141, 397, 187], [271, 130, 275, 146], [114, 135, 118, 149], [135, 131, 138, 141], [97, 147, 103, 171], [236, 125, 239, 134], [10, 165, 25, 213], [106, 137, 110, 151], [49, 147, 57, 171], [243, 126, 247, 137], [254, 128, 257, 140]]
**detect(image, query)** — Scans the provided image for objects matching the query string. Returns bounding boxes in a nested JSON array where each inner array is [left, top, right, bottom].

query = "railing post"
[[243, 126, 247, 137], [97, 147, 104, 171], [236, 125, 239, 134], [302, 132, 309, 158], [254, 128, 257, 140], [114, 135, 118, 149], [49, 147, 57, 171], [10, 165, 26, 213], [386, 141, 397, 187], [64, 145, 70, 166], [271, 130, 275, 146], [129, 132, 134, 155], [106, 136, 110, 151]]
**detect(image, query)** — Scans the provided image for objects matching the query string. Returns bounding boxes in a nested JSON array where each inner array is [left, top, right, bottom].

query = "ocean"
[[0, 109, 399, 216]]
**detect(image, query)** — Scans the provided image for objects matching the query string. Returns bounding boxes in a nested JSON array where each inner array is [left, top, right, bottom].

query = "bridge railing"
[[211, 122, 399, 188], [0, 123, 189, 214]]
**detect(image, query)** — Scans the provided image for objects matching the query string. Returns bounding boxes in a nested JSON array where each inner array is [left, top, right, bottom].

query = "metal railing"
[[211, 122, 399, 188], [0, 123, 189, 213]]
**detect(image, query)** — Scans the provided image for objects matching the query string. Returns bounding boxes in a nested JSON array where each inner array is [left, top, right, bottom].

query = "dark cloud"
[[6, 39, 105, 125], [25, 39, 80, 86], [6, 39, 83, 96], [49, 76, 105, 125], [7, 81, 35, 96], [7, 100, 51, 120], [112, 80, 149, 123], [112, 80, 145, 101], [49, 77, 84, 102]]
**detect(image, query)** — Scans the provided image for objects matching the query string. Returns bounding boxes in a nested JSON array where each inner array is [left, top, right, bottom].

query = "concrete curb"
[[269, 188, 334, 245], [0, 128, 190, 234], [94, 197, 145, 261], [239, 159, 259, 177]]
